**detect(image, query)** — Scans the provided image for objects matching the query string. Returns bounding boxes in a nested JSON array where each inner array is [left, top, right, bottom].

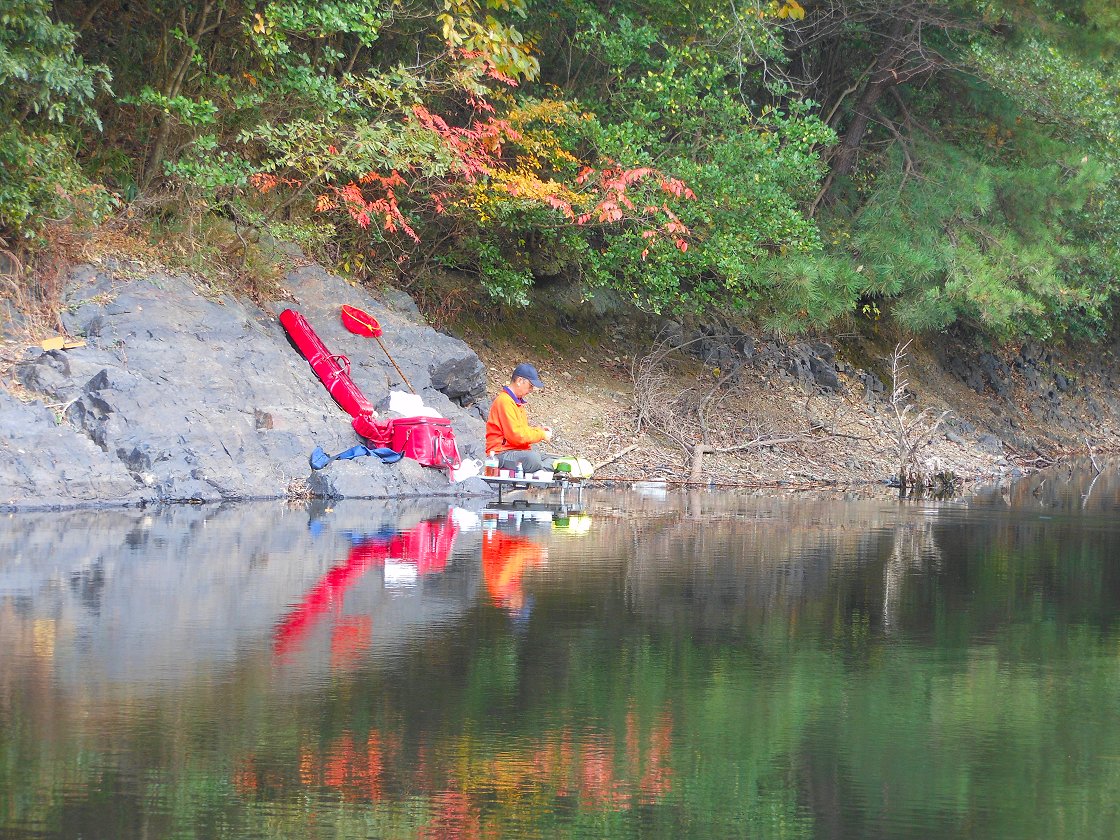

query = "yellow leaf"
[[40, 336, 65, 351]]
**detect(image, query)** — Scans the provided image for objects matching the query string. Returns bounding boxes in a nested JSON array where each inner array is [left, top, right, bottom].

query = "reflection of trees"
[[7, 487, 1120, 838], [229, 710, 675, 836], [882, 513, 942, 634]]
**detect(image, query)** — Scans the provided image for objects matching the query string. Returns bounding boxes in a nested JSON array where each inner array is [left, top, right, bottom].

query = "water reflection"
[[2, 471, 1120, 838], [273, 513, 463, 660]]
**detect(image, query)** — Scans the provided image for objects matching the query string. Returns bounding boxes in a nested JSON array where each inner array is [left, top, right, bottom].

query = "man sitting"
[[486, 363, 555, 474]]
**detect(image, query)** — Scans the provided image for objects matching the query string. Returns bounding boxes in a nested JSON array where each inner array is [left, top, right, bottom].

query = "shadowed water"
[[3, 463, 1120, 838]]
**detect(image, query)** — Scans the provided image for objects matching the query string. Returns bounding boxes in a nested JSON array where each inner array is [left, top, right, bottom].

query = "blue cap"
[[512, 362, 544, 388]]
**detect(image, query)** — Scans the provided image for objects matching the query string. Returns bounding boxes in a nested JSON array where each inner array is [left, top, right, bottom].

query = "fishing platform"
[[481, 474, 586, 506]]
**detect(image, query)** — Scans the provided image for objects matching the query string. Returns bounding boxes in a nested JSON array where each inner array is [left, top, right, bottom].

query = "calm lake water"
[[3, 465, 1120, 839]]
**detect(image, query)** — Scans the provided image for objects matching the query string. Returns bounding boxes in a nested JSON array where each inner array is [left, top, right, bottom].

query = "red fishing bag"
[[389, 417, 462, 470]]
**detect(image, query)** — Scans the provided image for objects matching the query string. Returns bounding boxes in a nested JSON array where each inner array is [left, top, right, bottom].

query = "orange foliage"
[[246, 86, 696, 260]]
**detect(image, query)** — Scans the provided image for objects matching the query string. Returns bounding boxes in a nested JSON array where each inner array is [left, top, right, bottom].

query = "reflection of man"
[[486, 363, 555, 474], [482, 529, 545, 613]]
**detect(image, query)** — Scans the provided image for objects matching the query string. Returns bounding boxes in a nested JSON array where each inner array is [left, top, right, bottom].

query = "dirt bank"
[[452, 289, 1120, 491]]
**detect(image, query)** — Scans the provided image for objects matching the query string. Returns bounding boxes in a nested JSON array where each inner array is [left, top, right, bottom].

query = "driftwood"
[[584, 475, 843, 490], [593, 444, 638, 472], [1086, 436, 1102, 474]]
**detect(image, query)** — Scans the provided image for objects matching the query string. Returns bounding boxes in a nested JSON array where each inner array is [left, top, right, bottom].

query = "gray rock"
[[940, 353, 986, 393], [0, 262, 493, 509], [978, 352, 1012, 396], [0, 389, 141, 509], [429, 353, 487, 408], [861, 370, 886, 395], [380, 286, 423, 319], [789, 342, 842, 391], [732, 332, 756, 359], [659, 319, 684, 345], [1019, 340, 1045, 365], [809, 341, 835, 363], [975, 433, 1004, 454]]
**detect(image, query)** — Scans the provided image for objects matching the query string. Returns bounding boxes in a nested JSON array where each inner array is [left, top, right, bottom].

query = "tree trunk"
[[829, 79, 890, 181], [826, 19, 911, 185], [690, 444, 714, 483], [142, 1, 215, 188]]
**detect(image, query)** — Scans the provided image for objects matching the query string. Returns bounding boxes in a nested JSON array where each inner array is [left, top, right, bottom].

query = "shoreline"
[[3, 258, 1119, 511]]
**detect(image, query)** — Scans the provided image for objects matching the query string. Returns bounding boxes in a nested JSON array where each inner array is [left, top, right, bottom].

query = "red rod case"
[[279, 308, 375, 420]]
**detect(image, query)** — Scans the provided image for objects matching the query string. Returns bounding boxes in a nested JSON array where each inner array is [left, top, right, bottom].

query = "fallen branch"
[[584, 475, 845, 490], [593, 443, 638, 472], [714, 435, 804, 453], [819, 430, 875, 442]]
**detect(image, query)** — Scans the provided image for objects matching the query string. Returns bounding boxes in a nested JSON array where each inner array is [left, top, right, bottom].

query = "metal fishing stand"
[[481, 475, 586, 507]]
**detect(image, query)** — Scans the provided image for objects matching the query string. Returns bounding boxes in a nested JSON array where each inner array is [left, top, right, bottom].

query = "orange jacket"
[[486, 387, 547, 454]]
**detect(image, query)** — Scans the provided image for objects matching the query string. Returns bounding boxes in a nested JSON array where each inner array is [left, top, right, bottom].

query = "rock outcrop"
[[1, 261, 492, 509]]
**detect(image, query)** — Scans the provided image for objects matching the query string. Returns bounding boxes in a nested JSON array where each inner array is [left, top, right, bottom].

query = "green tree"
[[0, 0, 111, 242]]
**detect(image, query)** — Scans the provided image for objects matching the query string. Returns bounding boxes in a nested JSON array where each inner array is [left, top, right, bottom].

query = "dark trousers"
[[496, 446, 555, 473]]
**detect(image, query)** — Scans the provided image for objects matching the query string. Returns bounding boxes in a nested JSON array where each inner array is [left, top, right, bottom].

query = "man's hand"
[[543, 427, 553, 441]]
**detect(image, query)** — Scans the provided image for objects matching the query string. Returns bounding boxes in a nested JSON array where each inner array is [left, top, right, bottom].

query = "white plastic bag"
[[388, 390, 442, 418], [450, 457, 482, 483]]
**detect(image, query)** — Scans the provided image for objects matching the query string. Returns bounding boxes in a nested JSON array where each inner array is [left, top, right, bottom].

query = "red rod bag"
[[279, 308, 375, 420]]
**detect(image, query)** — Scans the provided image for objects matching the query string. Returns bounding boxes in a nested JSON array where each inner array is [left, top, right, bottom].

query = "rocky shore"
[[1, 261, 493, 509], [3, 259, 1120, 511]]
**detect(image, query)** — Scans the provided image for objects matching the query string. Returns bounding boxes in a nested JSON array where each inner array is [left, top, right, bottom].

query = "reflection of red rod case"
[[280, 308, 374, 419]]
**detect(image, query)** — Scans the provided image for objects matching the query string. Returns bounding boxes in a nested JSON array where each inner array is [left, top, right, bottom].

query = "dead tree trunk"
[[690, 444, 714, 483]]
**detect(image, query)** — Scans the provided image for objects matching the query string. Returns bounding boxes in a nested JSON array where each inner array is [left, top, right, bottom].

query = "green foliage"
[[449, 4, 837, 314], [0, 0, 109, 126], [969, 36, 1120, 153], [125, 87, 219, 127], [0, 128, 118, 238], [4, 0, 1117, 341], [0, 0, 111, 242], [830, 42, 1120, 339], [249, 0, 389, 60], [464, 236, 535, 305], [163, 135, 252, 200]]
